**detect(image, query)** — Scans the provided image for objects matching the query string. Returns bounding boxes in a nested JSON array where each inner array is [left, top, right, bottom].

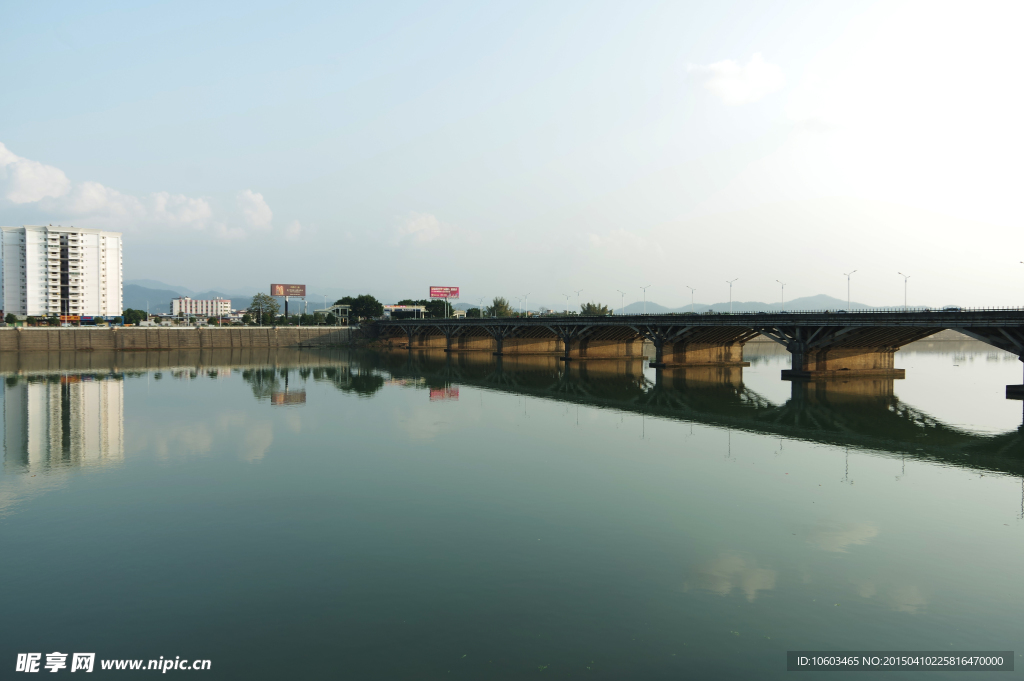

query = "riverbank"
[[0, 326, 354, 352]]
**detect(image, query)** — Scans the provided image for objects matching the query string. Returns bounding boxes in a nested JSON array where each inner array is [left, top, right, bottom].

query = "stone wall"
[[0, 327, 352, 352]]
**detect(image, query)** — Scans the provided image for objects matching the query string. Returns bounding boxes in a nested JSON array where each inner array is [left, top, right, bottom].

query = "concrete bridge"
[[374, 310, 1024, 394]]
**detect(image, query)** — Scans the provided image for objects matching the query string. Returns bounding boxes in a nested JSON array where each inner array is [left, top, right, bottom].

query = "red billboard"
[[271, 391, 307, 405], [271, 284, 306, 297], [429, 286, 459, 299]]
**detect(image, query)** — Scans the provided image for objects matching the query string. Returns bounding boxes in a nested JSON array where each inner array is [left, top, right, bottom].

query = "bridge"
[[373, 309, 1024, 395]]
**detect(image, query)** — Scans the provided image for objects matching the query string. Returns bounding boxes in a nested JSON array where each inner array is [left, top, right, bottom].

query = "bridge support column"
[[782, 346, 904, 380], [1008, 357, 1024, 399]]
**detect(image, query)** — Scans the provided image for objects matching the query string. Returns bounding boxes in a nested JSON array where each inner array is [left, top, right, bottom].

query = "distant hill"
[[617, 294, 870, 314], [123, 284, 251, 313]]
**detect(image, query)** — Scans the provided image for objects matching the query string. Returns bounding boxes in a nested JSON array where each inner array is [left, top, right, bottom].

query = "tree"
[[112, 316, 124, 325], [466, 307, 482, 318], [242, 313, 253, 325], [249, 293, 280, 325], [207, 317, 218, 326], [4, 313, 15, 325], [486, 297, 514, 318], [313, 312, 325, 325], [581, 302, 612, 316], [123, 308, 148, 325], [325, 313, 337, 326], [334, 294, 383, 320]]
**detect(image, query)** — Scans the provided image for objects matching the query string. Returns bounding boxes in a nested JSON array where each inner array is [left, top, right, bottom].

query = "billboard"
[[429, 286, 459, 299], [271, 284, 306, 297]]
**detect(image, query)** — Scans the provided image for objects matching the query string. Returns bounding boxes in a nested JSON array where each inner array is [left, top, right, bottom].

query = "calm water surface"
[[1, 340, 1022, 679]]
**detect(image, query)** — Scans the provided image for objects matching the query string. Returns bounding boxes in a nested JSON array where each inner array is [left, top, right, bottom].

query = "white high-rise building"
[[1, 225, 123, 317]]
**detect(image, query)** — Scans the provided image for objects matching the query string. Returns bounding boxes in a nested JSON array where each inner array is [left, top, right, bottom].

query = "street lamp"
[[726, 279, 738, 314], [523, 292, 531, 317], [686, 286, 696, 313], [574, 289, 583, 314], [898, 272, 910, 311], [563, 293, 571, 315], [617, 290, 625, 315], [640, 285, 651, 315], [844, 270, 857, 310], [776, 280, 786, 312]]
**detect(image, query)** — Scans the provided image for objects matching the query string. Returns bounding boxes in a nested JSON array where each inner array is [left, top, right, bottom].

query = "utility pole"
[[776, 280, 786, 312], [617, 290, 625, 315], [898, 272, 910, 311], [726, 279, 738, 314], [640, 285, 651, 315], [844, 270, 857, 310], [686, 286, 696, 313]]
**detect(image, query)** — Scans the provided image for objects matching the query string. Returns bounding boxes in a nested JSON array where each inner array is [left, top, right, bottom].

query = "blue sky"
[[2, 1, 1022, 308]]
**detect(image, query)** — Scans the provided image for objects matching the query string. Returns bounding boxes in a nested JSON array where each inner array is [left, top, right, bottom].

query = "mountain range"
[[125, 281, 891, 315]]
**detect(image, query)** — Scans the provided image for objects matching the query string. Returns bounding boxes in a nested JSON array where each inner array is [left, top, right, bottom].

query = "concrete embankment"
[[0, 326, 353, 352]]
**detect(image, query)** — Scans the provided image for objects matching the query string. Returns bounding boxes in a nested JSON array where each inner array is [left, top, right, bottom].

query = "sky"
[[1, 0, 1022, 309]]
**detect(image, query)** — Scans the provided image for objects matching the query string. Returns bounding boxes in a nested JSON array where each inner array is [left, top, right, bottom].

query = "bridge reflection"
[[372, 349, 1024, 478]]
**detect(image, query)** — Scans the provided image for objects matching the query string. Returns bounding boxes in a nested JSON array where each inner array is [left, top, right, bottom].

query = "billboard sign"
[[429, 286, 459, 299], [271, 284, 306, 297]]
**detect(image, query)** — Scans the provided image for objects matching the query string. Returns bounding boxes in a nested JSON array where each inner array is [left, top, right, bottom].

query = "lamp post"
[[563, 294, 571, 315], [726, 279, 738, 314], [844, 270, 857, 310], [776, 280, 786, 312], [898, 272, 910, 311], [640, 285, 651, 315], [523, 292, 530, 318], [617, 290, 625, 315], [686, 286, 696, 313], [574, 289, 583, 315]]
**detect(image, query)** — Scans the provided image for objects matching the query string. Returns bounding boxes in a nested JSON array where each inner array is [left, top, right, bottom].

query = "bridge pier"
[[761, 325, 936, 381], [635, 325, 757, 369], [782, 346, 905, 380]]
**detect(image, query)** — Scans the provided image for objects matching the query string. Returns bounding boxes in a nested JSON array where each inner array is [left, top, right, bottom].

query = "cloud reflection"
[[685, 554, 777, 602]]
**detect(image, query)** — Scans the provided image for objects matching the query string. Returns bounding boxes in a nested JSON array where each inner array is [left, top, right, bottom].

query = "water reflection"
[[3, 374, 124, 473], [370, 349, 1024, 477], [2, 347, 1022, 480]]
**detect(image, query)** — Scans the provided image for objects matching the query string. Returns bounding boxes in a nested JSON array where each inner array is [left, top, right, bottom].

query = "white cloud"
[[237, 189, 273, 229], [0, 141, 282, 240], [284, 220, 303, 240], [0, 142, 71, 203], [688, 53, 785, 105], [394, 212, 443, 245]]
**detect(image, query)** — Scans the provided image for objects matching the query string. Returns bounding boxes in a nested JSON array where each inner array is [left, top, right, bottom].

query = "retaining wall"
[[0, 327, 352, 352]]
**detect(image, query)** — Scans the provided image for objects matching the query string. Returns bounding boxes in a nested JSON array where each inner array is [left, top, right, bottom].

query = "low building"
[[384, 304, 427, 320], [318, 304, 351, 325], [170, 297, 231, 318]]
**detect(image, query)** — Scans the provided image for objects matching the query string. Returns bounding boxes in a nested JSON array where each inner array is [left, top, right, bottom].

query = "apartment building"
[[170, 297, 231, 317], [1, 225, 123, 317]]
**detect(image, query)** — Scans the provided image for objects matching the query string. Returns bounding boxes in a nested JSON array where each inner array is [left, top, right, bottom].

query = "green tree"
[[241, 313, 253, 325], [123, 308, 147, 325], [325, 313, 337, 325], [313, 312, 325, 325], [466, 307, 482, 318], [112, 316, 124, 325], [249, 293, 280, 325], [4, 313, 16, 325], [485, 297, 514, 318], [581, 302, 612, 315], [334, 294, 383, 320], [207, 317, 218, 326]]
